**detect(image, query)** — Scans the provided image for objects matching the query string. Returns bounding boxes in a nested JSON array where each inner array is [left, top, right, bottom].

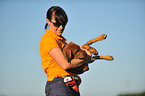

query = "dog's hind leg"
[[86, 34, 107, 45]]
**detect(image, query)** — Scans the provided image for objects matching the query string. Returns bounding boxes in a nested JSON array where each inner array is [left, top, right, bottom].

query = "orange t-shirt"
[[40, 29, 77, 81]]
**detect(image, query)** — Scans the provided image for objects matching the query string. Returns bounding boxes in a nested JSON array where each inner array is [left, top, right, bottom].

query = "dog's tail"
[[85, 34, 107, 45]]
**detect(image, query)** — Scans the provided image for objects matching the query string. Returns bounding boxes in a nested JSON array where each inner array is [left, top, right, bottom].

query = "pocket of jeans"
[[57, 80, 73, 95], [45, 83, 51, 95]]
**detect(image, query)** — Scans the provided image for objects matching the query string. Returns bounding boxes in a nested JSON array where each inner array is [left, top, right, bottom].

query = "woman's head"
[[45, 6, 68, 36]]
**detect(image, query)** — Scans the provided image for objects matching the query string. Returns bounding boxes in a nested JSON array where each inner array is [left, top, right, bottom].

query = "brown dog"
[[63, 34, 114, 74]]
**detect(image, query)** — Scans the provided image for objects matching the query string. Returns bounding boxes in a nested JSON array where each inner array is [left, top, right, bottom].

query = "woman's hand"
[[80, 46, 92, 61], [80, 47, 92, 56], [80, 46, 97, 63]]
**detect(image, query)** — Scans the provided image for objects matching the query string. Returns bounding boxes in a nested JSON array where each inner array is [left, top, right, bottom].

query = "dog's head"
[[63, 42, 87, 62]]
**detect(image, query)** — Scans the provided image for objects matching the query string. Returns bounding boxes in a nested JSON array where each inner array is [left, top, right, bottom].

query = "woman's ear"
[[46, 18, 50, 25]]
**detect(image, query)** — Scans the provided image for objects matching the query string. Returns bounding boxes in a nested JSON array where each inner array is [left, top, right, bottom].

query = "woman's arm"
[[49, 47, 91, 70]]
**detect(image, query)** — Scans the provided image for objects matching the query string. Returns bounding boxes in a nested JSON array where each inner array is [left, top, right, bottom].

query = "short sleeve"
[[40, 33, 59, 53]]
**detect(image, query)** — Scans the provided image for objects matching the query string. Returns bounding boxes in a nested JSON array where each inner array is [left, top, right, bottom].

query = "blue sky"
[[0, 0, 145, 96]]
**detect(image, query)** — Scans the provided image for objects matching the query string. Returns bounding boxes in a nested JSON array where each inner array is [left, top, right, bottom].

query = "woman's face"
[[47, 14, 66, 36]]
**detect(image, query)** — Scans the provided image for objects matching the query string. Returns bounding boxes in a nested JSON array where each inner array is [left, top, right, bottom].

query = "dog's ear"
[[65, 48, 74, 63]]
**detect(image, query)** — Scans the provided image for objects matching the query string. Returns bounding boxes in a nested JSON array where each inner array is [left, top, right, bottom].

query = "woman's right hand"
[[80, 47, 92, 57]]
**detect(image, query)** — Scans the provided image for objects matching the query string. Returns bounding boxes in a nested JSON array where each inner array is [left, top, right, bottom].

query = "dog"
[[62, 34, 114, 74]]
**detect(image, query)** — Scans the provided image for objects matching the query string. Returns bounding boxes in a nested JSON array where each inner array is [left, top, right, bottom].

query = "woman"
[[40, 6, 91, 96]]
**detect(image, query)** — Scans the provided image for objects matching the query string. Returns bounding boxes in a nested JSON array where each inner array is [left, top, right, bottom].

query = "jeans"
[[45, 77, 80, 96]]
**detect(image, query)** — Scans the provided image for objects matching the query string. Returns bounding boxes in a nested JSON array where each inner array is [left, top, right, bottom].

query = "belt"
[[47, 75, 81, 86], [47, 75, 80, 83]]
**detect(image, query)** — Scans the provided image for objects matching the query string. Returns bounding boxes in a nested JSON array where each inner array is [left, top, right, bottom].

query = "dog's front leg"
[[81, 44, 98, 55], [86, 34, 107, 45]]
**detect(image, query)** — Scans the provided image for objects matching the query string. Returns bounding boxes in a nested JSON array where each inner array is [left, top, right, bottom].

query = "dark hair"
[[45, 6, 68, 29]]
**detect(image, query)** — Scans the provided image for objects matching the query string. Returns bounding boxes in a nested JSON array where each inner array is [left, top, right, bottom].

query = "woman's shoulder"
[[41, 31, 54, 39], [40, 34, 55, 45]]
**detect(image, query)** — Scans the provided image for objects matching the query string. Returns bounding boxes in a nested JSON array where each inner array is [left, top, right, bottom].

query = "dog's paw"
[[104, 56, 114, 61], [98, 34, 107, 40]]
